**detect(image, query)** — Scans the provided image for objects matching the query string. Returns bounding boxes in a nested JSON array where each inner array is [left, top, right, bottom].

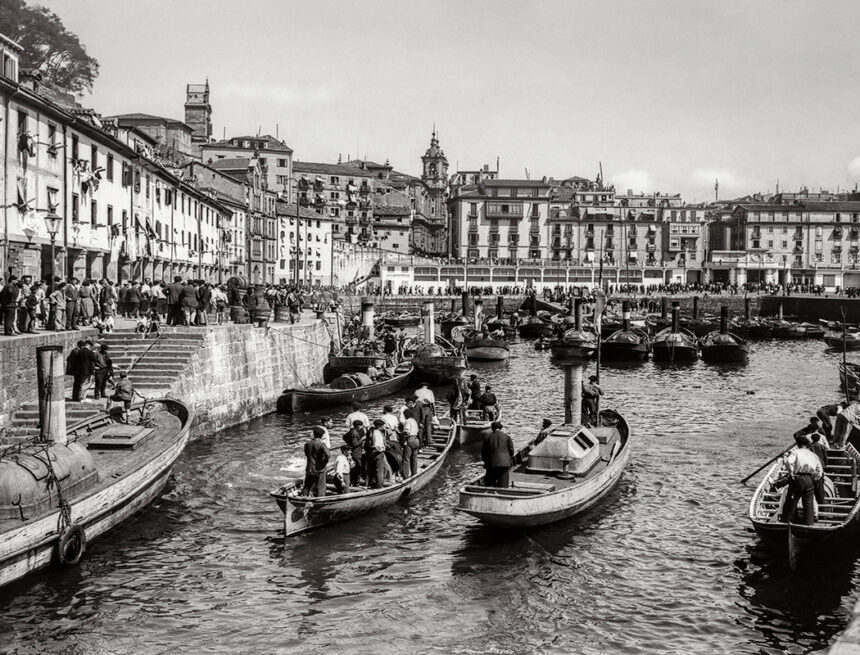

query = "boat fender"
[[57, 524, 86, 566]]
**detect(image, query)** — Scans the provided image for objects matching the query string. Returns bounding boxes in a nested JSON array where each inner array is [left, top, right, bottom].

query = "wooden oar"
[[740, 444, 793, 484]]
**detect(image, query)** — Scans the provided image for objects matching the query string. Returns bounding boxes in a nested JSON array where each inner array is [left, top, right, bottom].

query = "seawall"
[[339, 295, 526, 315], [759, 296, 860, 322], [167, 320, 330, 436], [0, 328, 98, 435]]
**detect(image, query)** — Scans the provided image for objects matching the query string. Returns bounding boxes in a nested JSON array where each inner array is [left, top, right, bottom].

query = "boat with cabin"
[[272, 417, 457, 535], [0, 346, 192, 589], [601, 300, 651, 362], [456, 409, 630, 528]]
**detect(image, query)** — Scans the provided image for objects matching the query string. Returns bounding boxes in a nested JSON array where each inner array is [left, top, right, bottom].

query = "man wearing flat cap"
[[581, 374, 603, 426], [303, 426, 330, 497]]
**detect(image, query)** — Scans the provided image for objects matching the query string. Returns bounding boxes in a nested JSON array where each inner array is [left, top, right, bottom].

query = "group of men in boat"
[[445, 373, 499, 422], [301, 387, 438, 497]]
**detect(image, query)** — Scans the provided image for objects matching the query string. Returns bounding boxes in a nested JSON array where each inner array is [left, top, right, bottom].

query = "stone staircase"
[[4, 328, 204, 442]]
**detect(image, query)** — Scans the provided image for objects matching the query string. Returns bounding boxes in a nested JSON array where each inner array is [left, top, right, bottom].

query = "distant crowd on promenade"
[[0, 274, 350, 338]]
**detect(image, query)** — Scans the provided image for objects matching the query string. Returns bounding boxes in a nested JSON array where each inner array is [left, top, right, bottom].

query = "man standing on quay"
[[481, 420, 515, 488]]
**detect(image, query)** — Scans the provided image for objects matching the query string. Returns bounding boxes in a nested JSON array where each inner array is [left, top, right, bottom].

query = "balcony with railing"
[[646, 243, 657, 253], [793, 246, 804, 254], [485, 202, 524, 219]]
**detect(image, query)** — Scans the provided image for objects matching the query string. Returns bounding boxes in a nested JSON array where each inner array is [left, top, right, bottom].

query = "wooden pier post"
[[423, 300, 436, 344], [496, 296, 504, 321], [37, 345, 67, 445], [361, 297, 375, 342], [744, 297, 751, 320], [720, 306, 729, 334], [622, 299, 630, 332], [661, 296, 667, 318], [473, 297, 483, 330], [693, 295, 699, 319]]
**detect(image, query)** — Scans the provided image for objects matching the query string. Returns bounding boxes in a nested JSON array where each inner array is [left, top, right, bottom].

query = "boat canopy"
[[526, 426, 599, 474]]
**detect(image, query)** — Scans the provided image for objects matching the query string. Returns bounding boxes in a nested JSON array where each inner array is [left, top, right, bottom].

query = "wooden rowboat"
[[381, 313, 421, 328], [328, 353, 389, 372], [0, 399, 192, 589], [458, 407, 503, 446], [699, 331, 749, 364], [271, 417, 457, 536], [839, 361, 860, 395], [451, 326, 510, 361], [278, 363, 413, 413], [825, 331, 860, 350], [456, 409, 630, 528], [749, 443, 860, 569]]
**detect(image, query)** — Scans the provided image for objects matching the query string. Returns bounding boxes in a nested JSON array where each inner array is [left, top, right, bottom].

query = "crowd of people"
[[301, 389, 438, 497]]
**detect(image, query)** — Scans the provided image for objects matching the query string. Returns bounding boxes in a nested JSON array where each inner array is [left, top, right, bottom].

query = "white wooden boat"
[[458, 407, 502, 446], [271, 417, 457, 536], [456, 409, 630, 528], [0, 399, 192, 589], [749, 443, 860, 568]]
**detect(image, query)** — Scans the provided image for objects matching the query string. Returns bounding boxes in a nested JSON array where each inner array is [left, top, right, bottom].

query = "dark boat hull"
[[601, 341, 649, 361], [700, 343, 749, 363], [464, 339, 510, 361], [652, 343, 698, 362], [550, 344, 596, 360], [518, 322, 555, 339], [412, 355, 467, 383], [825, 335, 860, 350], [280, 367, 413, 413]]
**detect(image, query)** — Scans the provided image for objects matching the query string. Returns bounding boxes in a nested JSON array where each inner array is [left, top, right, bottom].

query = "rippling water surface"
[[2, 339, 859, 654]]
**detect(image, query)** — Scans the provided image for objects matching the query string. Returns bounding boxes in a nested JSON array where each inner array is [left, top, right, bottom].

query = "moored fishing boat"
[[458, 407, 503, 446], [749, 442, 860, 568], [456, 409, 630, 527], [652, 303, 698, 362], [518, 295, 556, 339], [328, 352, 388, 372], [278, 363, 413, 413], [825, 330, 860, 350], [381, 312, 421, 328], [732, 297, 772, 339], [601, 300, 650, 362], [839, 361, 860, 395], [408, 301, 467, 382], [551, 297, 597, 361], [0, 346, 192, 589], [271, 417, 457, 535], [699, 307, 749, 364], [452, 297, 510, 361]]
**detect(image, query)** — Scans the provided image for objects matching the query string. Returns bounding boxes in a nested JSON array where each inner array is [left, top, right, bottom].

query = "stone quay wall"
[[0, 328, 98, 435], [759, 296, 860, 322], [168, 320, 329, 437]]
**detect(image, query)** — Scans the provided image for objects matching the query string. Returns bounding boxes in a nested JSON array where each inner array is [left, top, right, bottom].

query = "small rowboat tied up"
[[825, 330, 860, 351], [271, 417, 457, 536], [839, 361, 860, 396], [0, 399, 192, 589], [457, 410, 630, 528], [278, 363, 413, 413], [749, 444, 860, 568]]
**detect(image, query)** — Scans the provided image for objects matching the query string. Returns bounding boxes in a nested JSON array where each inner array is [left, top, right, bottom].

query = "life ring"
[[57, 524, 86, 566]]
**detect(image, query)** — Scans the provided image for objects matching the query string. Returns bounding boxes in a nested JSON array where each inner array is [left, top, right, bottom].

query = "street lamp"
[[44, 211, 62, 293]]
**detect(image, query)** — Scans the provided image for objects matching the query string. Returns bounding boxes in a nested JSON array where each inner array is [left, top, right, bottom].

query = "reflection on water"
[[1, 339, 859, 654]]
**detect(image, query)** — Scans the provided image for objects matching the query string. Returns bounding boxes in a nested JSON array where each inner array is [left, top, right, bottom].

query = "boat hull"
[[457, 411, 630, 527], [550, 344, 596, 360], [464, 339, 510, 361], [651, 344, 698, 362], [273, 419, 456, 535], [700, 342, 749, 363], [518, 322, 555, 339], [382, 317, 420, 328], [0, 399, 192, 589], [825, 335, 860, 350], [412, 355, 467, 383], [601, 342, 649, 361], [328, 355, 388, 372], [281, 367, 413, 413]]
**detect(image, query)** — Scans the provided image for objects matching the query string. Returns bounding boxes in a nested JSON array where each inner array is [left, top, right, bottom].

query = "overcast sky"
[[38, 0, 860, 202]]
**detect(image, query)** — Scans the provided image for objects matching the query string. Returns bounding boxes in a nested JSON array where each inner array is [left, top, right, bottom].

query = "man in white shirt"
[[776, 434, 823, 525], [401, 408, 420, 478], [318, 417, 333, 449], [346, 401, 370, 431], [414, 382, 435, 406], [369, 418, 388, 489], [381, 404, 399, 434], [334, 445, 351, 494]]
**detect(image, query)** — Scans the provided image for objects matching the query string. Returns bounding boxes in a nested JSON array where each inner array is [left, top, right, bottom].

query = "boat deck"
[[466, 425, 620, 496], [0, 402, 185, 533]]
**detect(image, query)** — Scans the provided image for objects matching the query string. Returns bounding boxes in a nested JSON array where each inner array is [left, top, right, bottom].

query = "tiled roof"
[[209, 157, 253, 170], [483, 178, 552, 187], [802, 201, 860, 212], [206, 135, 293, 152], [275, 201, 333, 220], [293, 161, 372, 177], [373, 205, 410, 216], [109, 113, 192, 130]]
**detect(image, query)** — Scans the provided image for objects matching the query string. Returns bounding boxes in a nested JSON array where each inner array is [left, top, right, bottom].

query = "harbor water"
[[1, 339, 858, 654]]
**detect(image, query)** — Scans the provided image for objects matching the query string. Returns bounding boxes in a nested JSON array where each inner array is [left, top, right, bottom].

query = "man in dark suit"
[[75, 339, 98, 401], [181, 280, 198, 326], [167, 276, 184, 326], [0, 275, 17, 336], [64, 278, 80, 330], [303, 426, 330, 497], [197, 282, 211, 326], [66, 339, 84, 400], [482, 420, 515, 488]]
